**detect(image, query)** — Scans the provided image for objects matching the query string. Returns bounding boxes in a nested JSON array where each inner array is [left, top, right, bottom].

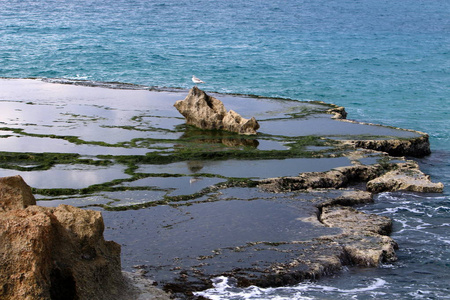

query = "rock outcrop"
[[258, 164, 383, 193], [367, 162, 444, 193], [258, 160, 443, 194], [0, 175, 154, 300], [319, 205, 397, 266], [221, 201, 398, 289], [342, 132, 431, 157], [174, 87, 260, 135], [326, 105, 347, 119]]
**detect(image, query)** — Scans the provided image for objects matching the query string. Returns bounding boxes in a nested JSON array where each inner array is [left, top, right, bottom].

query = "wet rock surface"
[[102, 186, 399, 297], [0, 79, 443, 299], [105, 160, 437, 298]]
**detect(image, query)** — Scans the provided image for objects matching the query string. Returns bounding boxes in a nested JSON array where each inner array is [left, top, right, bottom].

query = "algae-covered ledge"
[[0, 79, 444, 299]]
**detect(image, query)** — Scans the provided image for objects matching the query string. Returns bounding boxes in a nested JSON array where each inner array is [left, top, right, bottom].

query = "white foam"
[[194, 277, 387, 300]]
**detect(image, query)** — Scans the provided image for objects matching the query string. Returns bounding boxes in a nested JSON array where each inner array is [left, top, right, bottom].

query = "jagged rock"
[[222, 109, 260, 135], [320, 205, 398, 266], [321, 205, 392, 235], [0, 175, 36, 211], [174, 87, 260, 135], [367, 162, 444, 193], [237, 203, 397, 288], [0, 175, 169, 300], [259, 160, 444, 195], [326, 105, 347, 119]]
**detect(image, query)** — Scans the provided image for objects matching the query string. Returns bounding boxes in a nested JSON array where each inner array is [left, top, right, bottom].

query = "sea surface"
[[1, 0, 449, 299]]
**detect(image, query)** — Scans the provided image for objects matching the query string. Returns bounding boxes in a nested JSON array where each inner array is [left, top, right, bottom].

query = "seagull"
[[192, 75, 205, 85]]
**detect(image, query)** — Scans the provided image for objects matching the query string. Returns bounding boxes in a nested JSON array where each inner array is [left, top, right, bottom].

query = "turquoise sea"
[[1, 0, 449, 299]]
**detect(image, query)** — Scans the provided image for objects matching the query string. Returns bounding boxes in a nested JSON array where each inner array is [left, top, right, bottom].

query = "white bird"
[[192, 75, 205, 85]]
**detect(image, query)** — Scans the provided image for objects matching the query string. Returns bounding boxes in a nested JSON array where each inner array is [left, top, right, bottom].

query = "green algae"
[[31, 169, 259, 211], [0, 152, 81, 171], [0, 80, 428, 212], [0, 152, 113, 171], [0, 115, 410, 210], [0, 129, 352, 203]]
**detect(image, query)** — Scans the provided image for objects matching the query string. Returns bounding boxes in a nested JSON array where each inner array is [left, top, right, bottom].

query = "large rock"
[[174, 87, 260, 135], [0, 176, 138, 300]]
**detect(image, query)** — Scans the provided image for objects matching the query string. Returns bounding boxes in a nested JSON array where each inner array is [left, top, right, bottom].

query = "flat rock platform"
[[0, 79, 438, 298]]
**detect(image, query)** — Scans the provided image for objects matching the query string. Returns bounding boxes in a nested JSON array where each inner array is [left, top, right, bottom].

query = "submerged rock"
[[174, 87, 260, 135], [0, 175, 170, 300]]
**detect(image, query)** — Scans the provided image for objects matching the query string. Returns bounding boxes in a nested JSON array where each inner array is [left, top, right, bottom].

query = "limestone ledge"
[[252, 203, 398, 288], [258, 160, 443, 194], [336, 117, 431, 157], [324, 101, 431, 158], [248, 159, 443, 288], [342, 134, 431, 157], [160, 156, 443, 295]]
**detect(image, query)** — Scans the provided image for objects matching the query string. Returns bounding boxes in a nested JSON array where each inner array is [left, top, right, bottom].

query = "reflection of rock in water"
[[222, 138, 259, 147], [187, 161, 204, 173], [179, 128, 259, 148]]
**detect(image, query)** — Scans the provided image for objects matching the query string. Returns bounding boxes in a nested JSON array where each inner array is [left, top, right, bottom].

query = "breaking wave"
[[194, 276, 388, 300]]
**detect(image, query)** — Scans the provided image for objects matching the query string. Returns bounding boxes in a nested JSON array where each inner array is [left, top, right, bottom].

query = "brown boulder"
[[0, 175, 36, 211], [0, 176, 134, 300], [174, 87, 260, 135]]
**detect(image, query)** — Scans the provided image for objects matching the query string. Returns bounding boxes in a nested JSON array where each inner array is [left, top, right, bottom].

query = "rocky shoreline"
[[156, 160, 442, 298], [0, 175, 171, 300], [0, 80, 444, 299], [1, 156, 442, 299]]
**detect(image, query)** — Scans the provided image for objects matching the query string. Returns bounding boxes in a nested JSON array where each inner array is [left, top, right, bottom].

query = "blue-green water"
[[1, 0, 449, 299]]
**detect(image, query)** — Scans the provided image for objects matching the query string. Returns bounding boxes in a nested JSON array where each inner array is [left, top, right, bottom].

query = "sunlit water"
[[1, 0, 449, 298]]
